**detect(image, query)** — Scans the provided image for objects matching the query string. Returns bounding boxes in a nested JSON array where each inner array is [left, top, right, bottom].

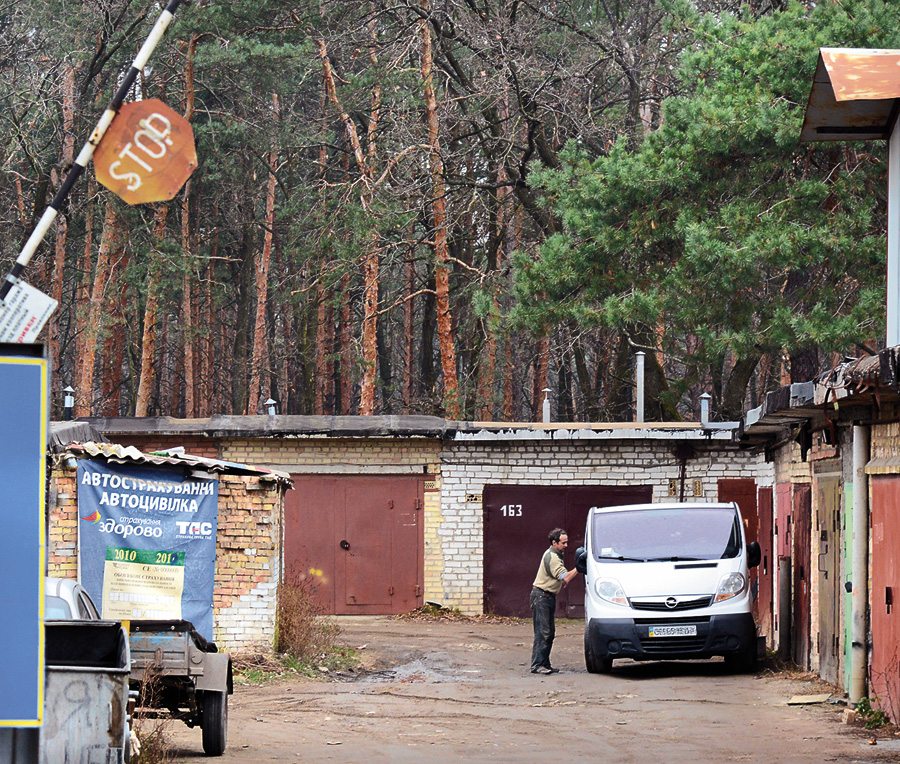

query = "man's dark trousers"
[[530, 586, 556, 671]]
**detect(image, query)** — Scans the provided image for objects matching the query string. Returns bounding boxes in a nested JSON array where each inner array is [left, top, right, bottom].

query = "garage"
[[482, 484, 652, 618], [284, 475, 426, 615]]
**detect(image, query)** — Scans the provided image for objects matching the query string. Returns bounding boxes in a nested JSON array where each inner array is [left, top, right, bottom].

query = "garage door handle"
[[340, 540, 350, 550]]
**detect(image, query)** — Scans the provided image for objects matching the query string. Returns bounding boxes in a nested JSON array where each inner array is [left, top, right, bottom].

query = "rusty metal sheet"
[[792, 484, 812, 669], [870, 476, 900, 720], [822, 48, 900, 102], [816, 475, 842, 686], [756, 487, 775, 646], [284, 475, 423, 615], [800, 49, 900, 143]]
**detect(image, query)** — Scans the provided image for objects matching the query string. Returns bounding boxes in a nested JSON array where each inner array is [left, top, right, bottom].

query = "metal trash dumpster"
[[41, 620, 132, 763]]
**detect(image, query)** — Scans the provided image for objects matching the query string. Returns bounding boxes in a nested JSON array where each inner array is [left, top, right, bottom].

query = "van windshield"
[[591, 506, 741, 562]]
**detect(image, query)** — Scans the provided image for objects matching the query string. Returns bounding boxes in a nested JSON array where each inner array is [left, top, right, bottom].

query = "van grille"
[[640, 636, 707, 654], [631, 596, 713, 612]]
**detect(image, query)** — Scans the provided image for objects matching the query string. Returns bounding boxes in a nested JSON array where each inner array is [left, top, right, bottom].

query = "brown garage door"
[[284, 475, 424, 615], [483, 484, 652, 618]]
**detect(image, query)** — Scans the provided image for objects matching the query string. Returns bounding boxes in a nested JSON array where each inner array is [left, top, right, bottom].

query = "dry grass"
[[396, 603, 521, 624], [275, 579, 338, 660], [131, 665, 174, 764]]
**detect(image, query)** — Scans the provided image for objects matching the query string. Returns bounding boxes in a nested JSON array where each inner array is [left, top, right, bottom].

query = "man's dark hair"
[[549, 528, 567, 544]]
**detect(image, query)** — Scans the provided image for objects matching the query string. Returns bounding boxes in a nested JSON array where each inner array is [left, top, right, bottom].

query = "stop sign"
[[94, 99, 197, 205]]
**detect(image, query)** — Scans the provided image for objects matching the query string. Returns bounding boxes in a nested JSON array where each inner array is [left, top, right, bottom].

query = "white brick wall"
[[435, 439, 773, 614]]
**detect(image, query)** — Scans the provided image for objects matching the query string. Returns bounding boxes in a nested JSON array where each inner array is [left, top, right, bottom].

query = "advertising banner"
[[0, 350, 47, 726], [77, 459, 218, 640]]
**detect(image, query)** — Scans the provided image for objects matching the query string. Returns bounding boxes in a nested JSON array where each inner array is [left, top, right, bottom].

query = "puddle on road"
[[356, 654, 475, 684]]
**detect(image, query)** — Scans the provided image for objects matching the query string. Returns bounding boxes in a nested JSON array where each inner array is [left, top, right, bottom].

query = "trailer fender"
[[195, 653, 231, 693]]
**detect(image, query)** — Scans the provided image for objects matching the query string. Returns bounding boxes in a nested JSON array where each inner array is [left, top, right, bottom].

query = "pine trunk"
[[74, 202, 123, 417], [134, 206, 168, 416], [181, 185, 195, 417], [48, 65, 76, 364], [247, 106, 279, 414], [420, 4, 459, 419], [359, 233, 379, 415], [404, 250, 415, 413]]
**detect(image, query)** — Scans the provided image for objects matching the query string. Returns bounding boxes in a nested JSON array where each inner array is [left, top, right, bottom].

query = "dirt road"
[[168, 616, 898, 764]]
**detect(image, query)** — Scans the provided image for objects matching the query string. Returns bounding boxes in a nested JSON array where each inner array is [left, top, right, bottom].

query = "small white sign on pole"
[[0, 281, 58, 343]]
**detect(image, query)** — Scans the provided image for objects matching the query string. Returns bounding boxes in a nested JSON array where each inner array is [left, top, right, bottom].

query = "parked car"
[[45, 576, 101, 620]]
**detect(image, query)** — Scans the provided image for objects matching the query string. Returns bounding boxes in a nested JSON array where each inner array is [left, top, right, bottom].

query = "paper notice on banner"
[[102, 547, 185, 620], [0, 281, 58, 343]]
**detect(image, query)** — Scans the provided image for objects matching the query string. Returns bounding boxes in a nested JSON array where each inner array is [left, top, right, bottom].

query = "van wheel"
[[724, 647, 758, 674], [584, 627, 612, 674]]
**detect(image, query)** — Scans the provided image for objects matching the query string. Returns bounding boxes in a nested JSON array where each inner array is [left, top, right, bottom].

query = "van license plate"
[[648, 625, 697, 638]]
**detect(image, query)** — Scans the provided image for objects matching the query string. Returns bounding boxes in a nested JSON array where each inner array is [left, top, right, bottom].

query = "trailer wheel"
[[201, 691, 228, 756]]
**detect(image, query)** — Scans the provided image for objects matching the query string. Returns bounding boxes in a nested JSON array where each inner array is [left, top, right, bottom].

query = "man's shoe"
[[531, 666, 552, 674], [544, 666, 560, 674]]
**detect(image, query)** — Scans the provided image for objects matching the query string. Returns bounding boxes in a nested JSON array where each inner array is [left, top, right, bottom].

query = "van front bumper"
[[586, 613, 756, 661]]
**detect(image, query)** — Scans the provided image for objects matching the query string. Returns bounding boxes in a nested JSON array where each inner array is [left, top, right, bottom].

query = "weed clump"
[[856, 697, 891, 729], [275, 578, 338, 660], [131, 664, 173, 763]]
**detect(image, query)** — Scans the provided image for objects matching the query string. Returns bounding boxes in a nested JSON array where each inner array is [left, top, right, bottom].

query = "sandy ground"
[[165, 616, 900, 764]]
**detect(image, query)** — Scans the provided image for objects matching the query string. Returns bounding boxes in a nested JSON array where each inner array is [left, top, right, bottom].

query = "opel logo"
[[665, 597, 678, 609]]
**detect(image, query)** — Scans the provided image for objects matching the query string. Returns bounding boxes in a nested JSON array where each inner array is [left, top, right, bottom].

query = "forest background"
[[1, 0, 896, 422]]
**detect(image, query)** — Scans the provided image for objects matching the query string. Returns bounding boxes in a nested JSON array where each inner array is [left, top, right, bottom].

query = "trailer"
[[128, 620, 232, 757]]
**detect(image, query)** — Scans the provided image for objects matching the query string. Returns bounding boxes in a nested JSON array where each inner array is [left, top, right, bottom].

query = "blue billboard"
[[0, 350, 47, 725], [77, 460, 218, 640]]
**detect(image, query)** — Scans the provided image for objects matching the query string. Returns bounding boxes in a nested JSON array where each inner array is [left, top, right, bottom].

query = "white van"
[[578, 501, 761, 673]]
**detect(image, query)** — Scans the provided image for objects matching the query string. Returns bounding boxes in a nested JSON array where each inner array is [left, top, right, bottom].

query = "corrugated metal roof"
[[801, 48, 900, 143], [65, 442, 292, 485], [740, 347, 900, 445]]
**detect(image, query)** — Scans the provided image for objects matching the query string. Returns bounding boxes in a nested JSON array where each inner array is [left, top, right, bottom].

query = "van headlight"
[[714, 572, 746, 603], [595, 578, 628, 606]]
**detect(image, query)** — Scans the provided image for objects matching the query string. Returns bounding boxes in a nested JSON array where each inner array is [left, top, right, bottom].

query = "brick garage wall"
[[47, 463, 78, 578], [46, 458, 285, 652], [436, 439, 773, 615], [213, 474, 282, 651], [219, 437, 442, 475]]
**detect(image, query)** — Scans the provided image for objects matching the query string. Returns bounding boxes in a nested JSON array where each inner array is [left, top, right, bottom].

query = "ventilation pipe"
[[63, 386, 75, 421], [850, 424, 870, 704], [542, 388, 552, 423], [700, 393, 711, 427], [635, 352, 645, 423], [265, 398, 277, 416]]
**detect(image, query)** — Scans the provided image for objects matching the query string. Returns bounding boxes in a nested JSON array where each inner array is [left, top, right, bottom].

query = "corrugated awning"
[[800, 48, 900, 143], [65, 441, 292, 485]]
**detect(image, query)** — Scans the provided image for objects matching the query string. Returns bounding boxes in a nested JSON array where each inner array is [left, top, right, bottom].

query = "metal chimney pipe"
[[265, 398, 277, 416], [542, 388, 552, 423], [63, 386, 75, 421], [700, 392, 711, 427], [635, 352, 645, 423]]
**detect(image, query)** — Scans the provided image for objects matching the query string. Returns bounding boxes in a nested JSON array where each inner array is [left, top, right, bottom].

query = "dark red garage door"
[[284, 475, 424, 615], [483, 484, 652, 618]]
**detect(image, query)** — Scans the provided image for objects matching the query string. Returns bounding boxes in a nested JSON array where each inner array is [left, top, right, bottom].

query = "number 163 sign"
[[94, 99, 197, 205]]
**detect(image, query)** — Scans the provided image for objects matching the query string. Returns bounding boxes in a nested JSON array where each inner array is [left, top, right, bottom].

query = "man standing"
[[530, 528, 578, 674]]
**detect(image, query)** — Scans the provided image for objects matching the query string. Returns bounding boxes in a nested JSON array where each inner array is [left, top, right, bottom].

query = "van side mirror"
[[747, 541, 761, 569], [574, 546, 588, 575]]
